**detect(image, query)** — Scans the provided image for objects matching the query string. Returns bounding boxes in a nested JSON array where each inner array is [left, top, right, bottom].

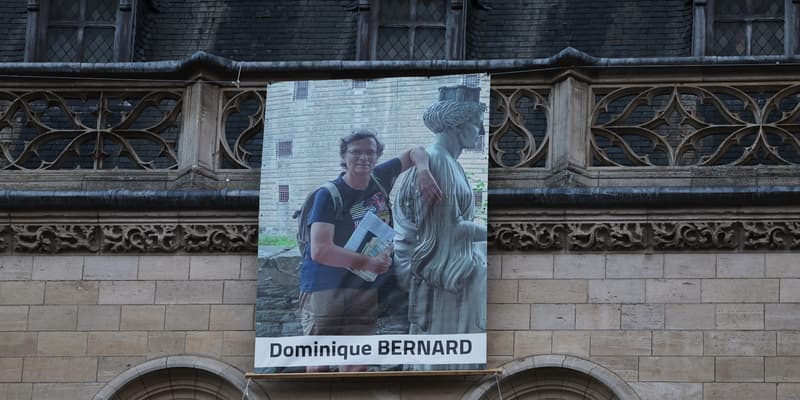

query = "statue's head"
[[339, 128, 385, 169], [423, 85, 486, 137]]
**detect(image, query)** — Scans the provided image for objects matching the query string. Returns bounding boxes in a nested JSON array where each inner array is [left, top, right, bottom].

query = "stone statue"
[[392, 84, 487, 370]]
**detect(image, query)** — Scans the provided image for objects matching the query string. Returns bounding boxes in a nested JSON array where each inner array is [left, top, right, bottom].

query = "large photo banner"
[[255, 74, 489, 373]]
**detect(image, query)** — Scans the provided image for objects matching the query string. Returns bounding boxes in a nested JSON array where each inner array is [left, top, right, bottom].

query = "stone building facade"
[[0, 1, 799, 399]]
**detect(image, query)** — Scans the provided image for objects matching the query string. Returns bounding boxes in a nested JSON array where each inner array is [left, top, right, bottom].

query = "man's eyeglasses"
[[347, 150, 378, 158]]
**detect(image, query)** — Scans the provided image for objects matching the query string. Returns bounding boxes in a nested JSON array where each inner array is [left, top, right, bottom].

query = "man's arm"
[[309, 222, 392, 275], [397, 146, 442, 205]]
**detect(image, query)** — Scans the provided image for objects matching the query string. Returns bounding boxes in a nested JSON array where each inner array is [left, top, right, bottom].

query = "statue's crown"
[[438, 85, 481, 103]]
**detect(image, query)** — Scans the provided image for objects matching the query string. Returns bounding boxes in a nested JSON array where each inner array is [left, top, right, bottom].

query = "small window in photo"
[[278, 185, 290, 202], [276, 140, 293, 158], [462, 74, 480, 87], [352, 80, 368, 89], [293, 81, 309, 101], [473, 189, 483, 208]]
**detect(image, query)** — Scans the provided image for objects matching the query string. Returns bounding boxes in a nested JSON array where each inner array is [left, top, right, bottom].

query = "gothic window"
[[26, 0, 135, 62], [695, 0, 797, 56], [357, 0, 466, 60]]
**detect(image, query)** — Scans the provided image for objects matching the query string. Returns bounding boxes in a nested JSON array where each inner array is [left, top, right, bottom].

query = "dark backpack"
[[294, 173, 389, 255]]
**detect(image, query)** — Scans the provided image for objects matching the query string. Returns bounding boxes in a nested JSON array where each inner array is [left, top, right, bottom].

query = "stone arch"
[[462, 355, 641, 400], [93, 355, 269, 400]]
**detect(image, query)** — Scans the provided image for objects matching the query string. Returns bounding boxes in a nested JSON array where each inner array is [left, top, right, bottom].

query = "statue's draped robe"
[[393, 144, 487, 370]]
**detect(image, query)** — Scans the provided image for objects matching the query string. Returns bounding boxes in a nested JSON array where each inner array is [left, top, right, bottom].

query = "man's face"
[[344, 137, 379, 174]]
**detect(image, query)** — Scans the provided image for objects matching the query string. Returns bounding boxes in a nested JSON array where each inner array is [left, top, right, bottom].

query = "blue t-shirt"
[[300, 158, 402, 292]]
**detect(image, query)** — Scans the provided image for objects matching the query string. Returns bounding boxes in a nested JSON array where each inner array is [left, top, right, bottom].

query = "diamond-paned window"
[[374, 0, 447, 60], [28, 0, 133, 62], [710, 0, 786, 56]]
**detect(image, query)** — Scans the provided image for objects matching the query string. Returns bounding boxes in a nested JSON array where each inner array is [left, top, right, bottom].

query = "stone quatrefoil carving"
[[489, 221, 800, 251], [591, 85, 800, 166], [0, 90, 183, 169], [3, 224, 257, 253]]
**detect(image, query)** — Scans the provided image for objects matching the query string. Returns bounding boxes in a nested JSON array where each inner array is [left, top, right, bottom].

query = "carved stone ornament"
[[183, 224, 258, 252], [102, 225, 179, 252], [743, 221, 800, 250], [568, 223, 646, 251], [652, 222, 737, 250], [489, 223, 564, 251], [13, 225, 97, 253], [489, 220, 800, 252]]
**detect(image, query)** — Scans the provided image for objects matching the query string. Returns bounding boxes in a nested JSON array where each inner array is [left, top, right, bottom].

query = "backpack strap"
[[320, 181, 343, 219]]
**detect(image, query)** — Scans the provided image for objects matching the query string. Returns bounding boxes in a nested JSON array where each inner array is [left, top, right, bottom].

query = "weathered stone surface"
[[552, 331, 590, 357], [36, 332, 87, 356], [44, 281, 98, 304], [0, 257, 33, 281], [155, 281, 222, 304], [185, 331, 223, 358], [27, 305, 77, 331], [0, 358, 22, 383], [646, 279, 700, 303], [0, 333, 36, 357], [0, 383, 32, 399], [716, 357, 764, 382], [554, 254, 605, 279], [704, 331, 776, 356], [222, 280, 256, 304], [22, 357, 97, 382], [664, 253, 715, 278], [487, 304, 530, 330], [209, 305, 253, 330], [83, 256, 138, 280], [576, 304, 620, 329], [701, 279, 779, 303], [716, 253, 764, 278], [665, 304, 715, 330], [622, 304, 664, 329], [77, 305, 120, 331], [487, 330, 514, 356], [532, 304, 575, 329], [189, 255, 241, 280], [222, 331, 255, 356], [513, 331, 551, 358], [137, 256, 190, 280], [87, 332, 148, 356], [98, 281, 155, 304], [519, 280, 587, 303], [780, 279, 800, 302], [0, 307, 27, 331], [652, 331, 703, 356], [120, 305, 165, 330], [778, 383, 800, 400], [779, 332, 800, 356], [716, 304, 764, 330], [767, 357, 800, 382], [590, 331, 651, 356], [590, 356, 638, 380], [31, 256, 83, 281], [639, 356, 714, 382], [97, 356, 145, 382], [702, 383, 776, 400], [501, 254, 554, 279], [767, 254, 800, 277], [767, 304, 800, 329], [30, 383, 105, 399], [165, 305, 210, 330], [605, 254, 663, 278], [0, 282, 43, 305], [487, 279, 518, 303], [631, 382, 702, 400], [147, 332, 185, 359], [588, 279, 644, 303]]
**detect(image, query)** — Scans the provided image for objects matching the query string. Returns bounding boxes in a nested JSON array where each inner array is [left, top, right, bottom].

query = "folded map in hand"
[[344, 211, 396, 282]]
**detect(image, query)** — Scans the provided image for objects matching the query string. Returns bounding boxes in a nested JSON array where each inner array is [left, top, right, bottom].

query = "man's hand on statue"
[[417, 169, 442, 205]]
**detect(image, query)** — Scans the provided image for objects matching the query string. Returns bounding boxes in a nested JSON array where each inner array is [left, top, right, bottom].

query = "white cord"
[[494, 372, 503, 400], [240, 377, 251, 400]]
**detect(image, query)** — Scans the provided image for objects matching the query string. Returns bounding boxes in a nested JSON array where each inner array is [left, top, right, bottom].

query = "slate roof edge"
[[0, 48, 798, 79], [1, 186, 798, 210]]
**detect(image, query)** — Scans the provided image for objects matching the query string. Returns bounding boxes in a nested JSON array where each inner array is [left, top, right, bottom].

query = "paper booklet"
[[344, 211, 396, 282]]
